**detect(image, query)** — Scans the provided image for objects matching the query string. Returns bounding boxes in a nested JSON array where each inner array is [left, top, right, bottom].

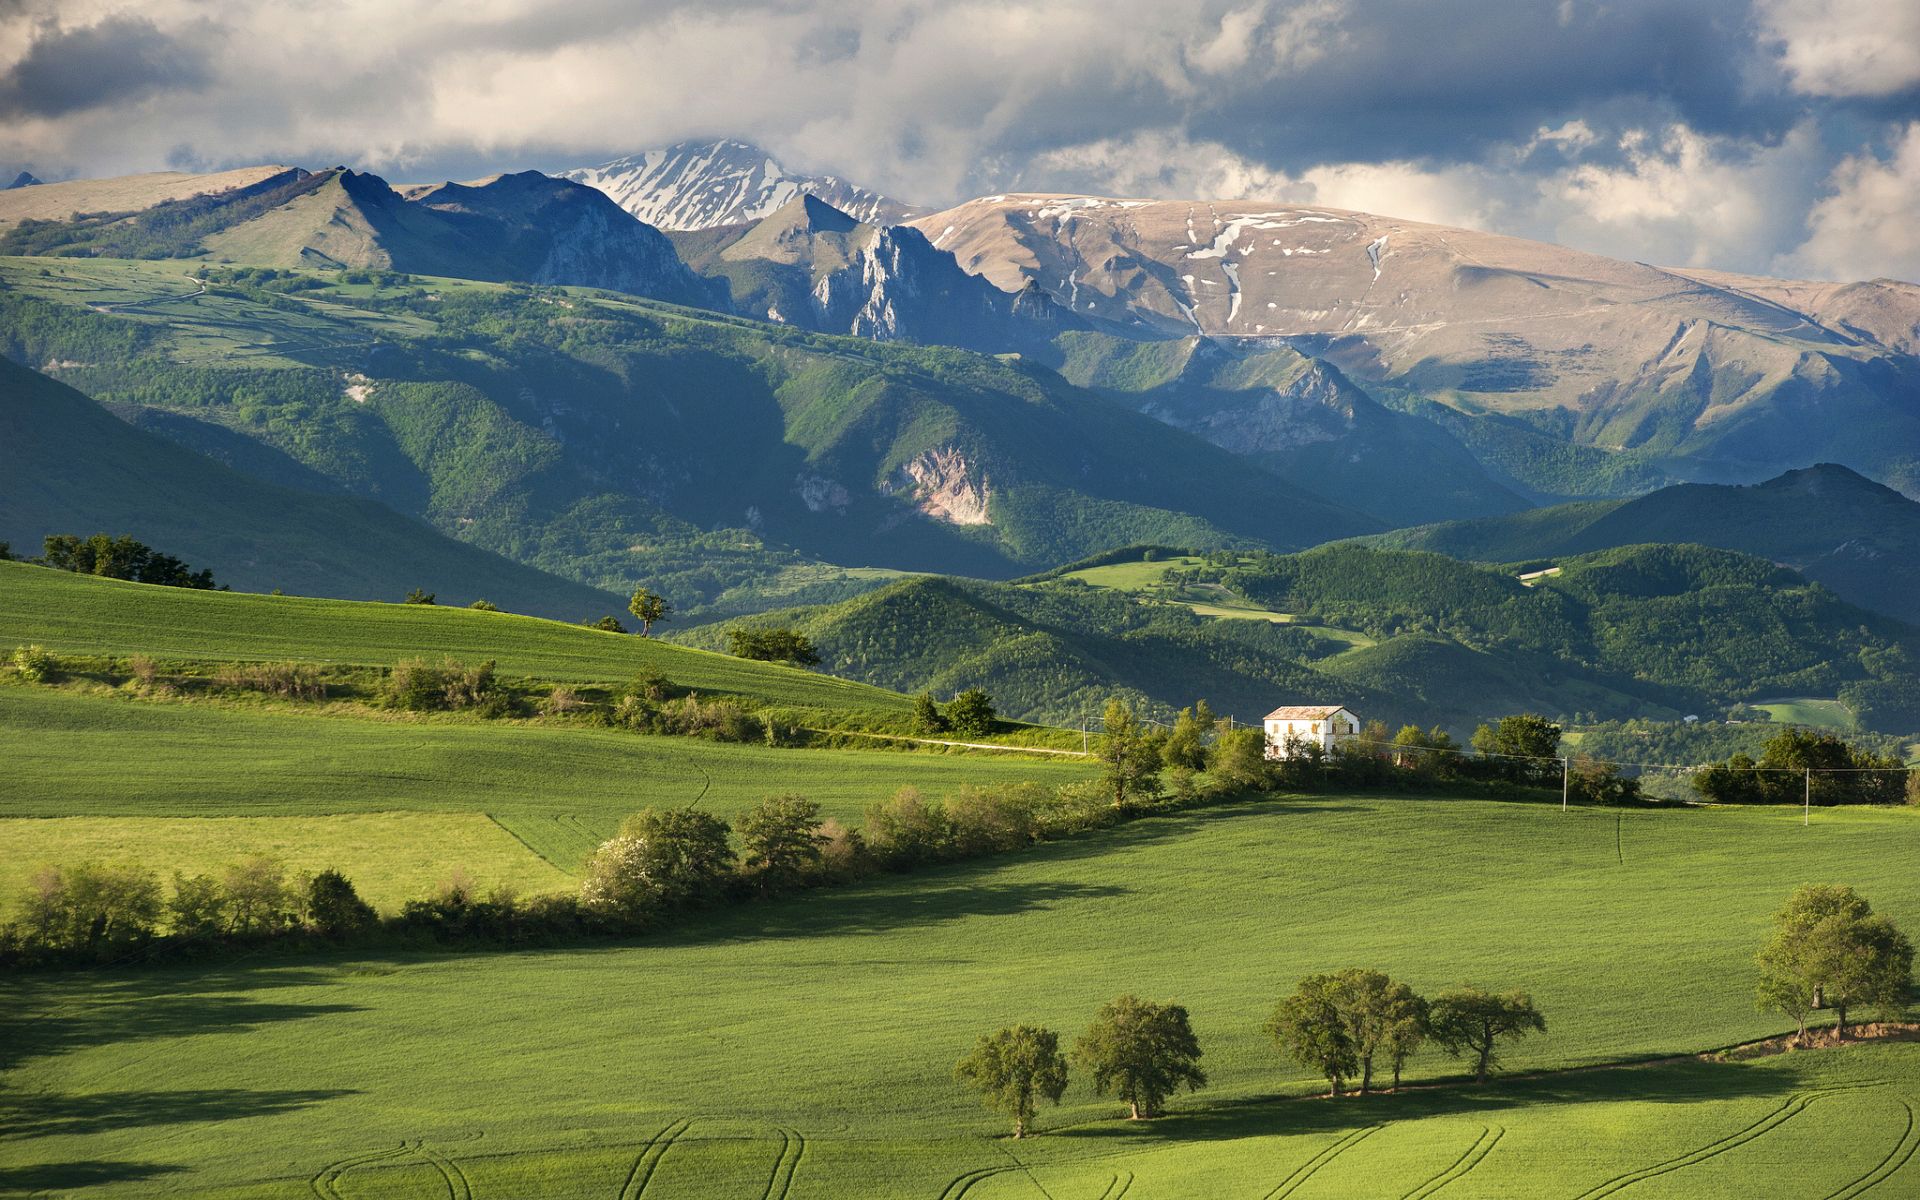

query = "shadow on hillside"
[[669, 878, 1132, 946], [1, 1086, 355, 1140], [0, 1161, 187, 1191], [1055, 1056, 1803, 1146]]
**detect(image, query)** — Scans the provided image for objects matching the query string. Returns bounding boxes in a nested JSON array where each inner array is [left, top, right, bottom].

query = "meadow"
[[3, 795, 1918, 1197]]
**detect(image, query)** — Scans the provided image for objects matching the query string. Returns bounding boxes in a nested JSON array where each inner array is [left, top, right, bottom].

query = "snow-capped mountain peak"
[[561, 138, 921, 231]]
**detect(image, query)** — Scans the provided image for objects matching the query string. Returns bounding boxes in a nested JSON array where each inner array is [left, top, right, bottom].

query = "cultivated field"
[[4, 796, 1918, 1196]]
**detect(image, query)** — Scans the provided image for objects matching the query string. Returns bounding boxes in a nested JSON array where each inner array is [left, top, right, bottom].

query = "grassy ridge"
[[0, 562, 908, 712], [4, 796, 1917, 1195]]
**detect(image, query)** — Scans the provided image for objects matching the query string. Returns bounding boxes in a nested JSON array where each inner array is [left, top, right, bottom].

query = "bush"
[[383, 657, 509, 715], [222, 855, 300, 936], [658, 694, 762, 742], [15, 862, 163, 954], [912, 692, 948, 734], [586, 615, 627, 633], [10, 643, 59, 683], [306, 870, 378, 939], [946, 784, 1041, 856], [468, 599, 499, 612], [864, 788, 953, 868], [213, 660, 327, 701], [404, 588, 436, 605], [726, 627, 821, 666], [945, 688, 997, 737], [542, 685, 586, 716]]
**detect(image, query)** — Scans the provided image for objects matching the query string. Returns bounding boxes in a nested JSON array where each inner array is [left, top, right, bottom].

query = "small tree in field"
[[1758, 884, 1913, 1042], [1428, 986, 1546, 1083], [912, 692, 948, 735], [404, 588, 435, 605], [1267, 974, 1356, 1096], [1098, 697, 1163, 809], [306, 870, 378, 940], [1326, 968, 1427, 1094], [616, 808, 737, 906], [736, 794, 829, 890], [628, 587, 671, 636], [945, 688, 997, 737], [1074, 994, 1207, 1119], [955, 1025, 1069, 1137]]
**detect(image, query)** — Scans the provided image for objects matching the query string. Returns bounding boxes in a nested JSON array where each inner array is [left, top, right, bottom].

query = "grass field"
[[1753, 697, 1856, 733], [0, 686, 1092, 896], [1056, 560, 1375, 657], [0, 563, 911, 715], [4, 796, 1918, 1196]]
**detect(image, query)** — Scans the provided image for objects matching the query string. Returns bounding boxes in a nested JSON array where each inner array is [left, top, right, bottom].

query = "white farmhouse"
[[1263, 705, 1362, 760]]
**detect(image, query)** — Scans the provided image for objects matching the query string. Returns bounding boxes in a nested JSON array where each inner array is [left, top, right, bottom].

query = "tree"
[[468, 599, 499, 612], [945, 689, 997, 737], [1567, 755, 1642, 806], [1073, 994, 1207, 1119], [912, 692, 948, 735], [1211, 727, 1271, 791], [628, 587, 671, 636], [1266, 974, 1356, 1096], [955, 1025, 1070, 1137], [1427, 986, 1546, 1083], [615, 808, 736, 906], [1757, 884, 1914, 1042], [736, 793, 829, 890], [726, 627, 821, 666], [1331, 968, 1427, 1094], [587, 615, 627, 633], [306, 870, 378, 940], [404, 588, 435, 605], [1098, 697, 1163, 810], [40, 533, 216, 589], [1161, 700, 1217, 771], [222, 855, 297, 936], [1471, 714, 1562, 783], [18, 862, 163, 952]]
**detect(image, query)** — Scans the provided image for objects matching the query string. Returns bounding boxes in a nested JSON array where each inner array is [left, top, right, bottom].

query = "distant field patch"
[[1753, 697, 1855, 732], [1059, 557, 1200, 590], [0, 812, 573, 914]]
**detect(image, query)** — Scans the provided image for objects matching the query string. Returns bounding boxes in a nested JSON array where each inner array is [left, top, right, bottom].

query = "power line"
[[1341, 736, 1916, 776]]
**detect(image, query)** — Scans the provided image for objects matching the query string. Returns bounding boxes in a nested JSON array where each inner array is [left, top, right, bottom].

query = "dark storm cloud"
[[0, 14, 211, 118]]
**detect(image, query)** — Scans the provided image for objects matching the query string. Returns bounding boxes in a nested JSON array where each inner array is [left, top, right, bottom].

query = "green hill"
[[1366, 464, 1920, 626], [0, 357, 626, 619], [0, 256, 1375, 614]]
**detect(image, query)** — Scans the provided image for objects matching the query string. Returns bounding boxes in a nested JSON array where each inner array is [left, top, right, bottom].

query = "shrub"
[[542, 685, 586, 716], [737, 794, 829, 890], [404, 588, 436, 605], [15, 862, 163, 953], [10, 643, 59, 683], [945, 688, 997, 737], [946, 784, 1040, 856], [658, 694, 762, 742], [383, 657, 508, 715], [468, 599, 499, 612], [726, 627, 821, 666], [306, 870, 378, 940], [168, 872, 229, 939], [864, 788, 952, 868], [222, 855, 300, 936], [912, 692, 948, 734], [817, 820, 870, 880], [630, 670, 675, 702], [213, 660, 327, 702], [587, 615, 627, 633], [127, 654, 159, 686]]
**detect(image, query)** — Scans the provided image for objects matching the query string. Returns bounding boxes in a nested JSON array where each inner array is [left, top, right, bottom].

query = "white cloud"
[[1779, 122, 1920, 281], [1188, 5, 1265, 75], [1756, 0, 1920, 98]]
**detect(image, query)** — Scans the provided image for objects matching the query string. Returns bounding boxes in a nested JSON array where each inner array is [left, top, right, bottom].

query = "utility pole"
[[1562, 757, 1570, 812], [1805, 768, 1811, 827]]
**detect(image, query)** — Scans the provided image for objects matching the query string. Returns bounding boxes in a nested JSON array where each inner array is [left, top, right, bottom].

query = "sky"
[[3, 0, 1918, 281]]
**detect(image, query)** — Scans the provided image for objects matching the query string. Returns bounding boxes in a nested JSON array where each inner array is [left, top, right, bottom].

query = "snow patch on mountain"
[[563, 139, 922, 231]]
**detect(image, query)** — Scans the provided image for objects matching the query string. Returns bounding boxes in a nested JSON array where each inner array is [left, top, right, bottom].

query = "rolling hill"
[[1367, 464, 1920, 627], [912, 194, 1920, 498], [0, 356, 625, 618]]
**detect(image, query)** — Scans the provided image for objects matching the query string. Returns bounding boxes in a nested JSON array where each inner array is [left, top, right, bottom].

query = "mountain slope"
[[0, 356, 625, 617], [669, 194, 1083, 351], [911, 194, 1920, 497], [1367, 464, 1920, 626], [563, 138, 922, 231]]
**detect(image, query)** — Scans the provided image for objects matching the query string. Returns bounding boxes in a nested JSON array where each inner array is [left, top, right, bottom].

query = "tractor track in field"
[[1096, 1170, 1135, 1200], [1572, 1084, 1884, 1198], [310, 1141, 413, 1198], [761, 1125, 806, 1200], [620, 1117, 692, 1200], [1262, 1123, 1384, 1199], [939, 1165, 1014, 1199], [998, 1143, 1059, 1200], [415, 1141, 475, 1200], [1404, 1126, 1503, 1198], [1821, 1098, 1919, 1198]]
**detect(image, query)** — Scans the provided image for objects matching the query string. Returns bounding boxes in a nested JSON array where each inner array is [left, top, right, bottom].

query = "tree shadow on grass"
[[661, 878, 1132, 947], [1053, 1055, 1806, 1147], [1, 1085, 357, 1139], [0, 1161, 187, 1191]]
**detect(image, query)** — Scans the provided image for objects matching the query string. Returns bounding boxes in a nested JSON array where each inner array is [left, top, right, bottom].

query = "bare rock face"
[[897, 447, 992, 525]]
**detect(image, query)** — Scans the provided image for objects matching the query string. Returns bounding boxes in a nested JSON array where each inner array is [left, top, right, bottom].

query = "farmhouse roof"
[[1264, 705, 1351, 721]]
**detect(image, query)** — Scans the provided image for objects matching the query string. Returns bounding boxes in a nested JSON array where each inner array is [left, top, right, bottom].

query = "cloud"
[[0, 1, 1915, 279], [1756, 0, 1920, 98], [0, 13, 211, 118], [1779, 122, 1920, 280]]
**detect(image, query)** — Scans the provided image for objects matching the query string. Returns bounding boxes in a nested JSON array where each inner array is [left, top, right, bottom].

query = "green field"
[[1753, 697, 1856, 733], [0, 686, 1091, 896], [3, 796, 1918, 1196], [0, 563, 909, 715]]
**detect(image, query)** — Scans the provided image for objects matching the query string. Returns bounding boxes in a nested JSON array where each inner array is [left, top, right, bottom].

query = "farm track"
[[938, 1165, 1013, 1199], [1404, 1125, 1503, 1198], [1096, 1170, 1134, 1200], [761, 1126, 806, 1200], [1820, 1098, 1919, 1198], [1261, 1122, 1384, 1199], [414, 1141, 475, 1200], [310, 1141, 412, 1199], [619, 1117, 692, 1200], [1572, 1083, 1885, 1198]]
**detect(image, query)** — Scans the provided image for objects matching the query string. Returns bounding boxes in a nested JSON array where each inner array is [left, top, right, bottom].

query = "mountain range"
[[561, 138, 922, 231]]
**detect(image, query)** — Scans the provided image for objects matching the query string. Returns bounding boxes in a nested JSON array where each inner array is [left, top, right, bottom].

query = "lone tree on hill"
[[1267, 974, 1356, 1096], [1098, 697, 1163, 809], [1333, 968, 1428, 1094], [944, 688, 997, 737], [404, 588, 435, 605], [1074, 994, 1207, 1119], [911, 692, 948, 735], [628, 586, 671, 636], [955, 1025, 1070, 1137], [1757, 884, 1913, 1042], [1427, 986, 1546, 1083]]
